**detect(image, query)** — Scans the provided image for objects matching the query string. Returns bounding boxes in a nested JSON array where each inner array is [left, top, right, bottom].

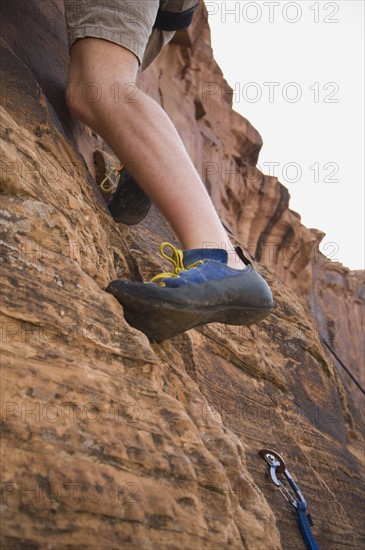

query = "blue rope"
[[296, 501, 320, 550]]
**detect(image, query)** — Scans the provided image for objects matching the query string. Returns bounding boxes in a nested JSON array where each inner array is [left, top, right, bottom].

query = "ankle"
[[227, 252, 246, 270]]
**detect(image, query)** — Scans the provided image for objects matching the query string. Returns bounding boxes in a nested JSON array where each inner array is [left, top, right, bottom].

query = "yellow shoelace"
[[150, 242, 204, 287], [99, 163, 124, 193]]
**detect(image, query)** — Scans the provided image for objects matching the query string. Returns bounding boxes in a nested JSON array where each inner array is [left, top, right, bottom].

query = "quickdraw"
[[259, 449, 320, 550]]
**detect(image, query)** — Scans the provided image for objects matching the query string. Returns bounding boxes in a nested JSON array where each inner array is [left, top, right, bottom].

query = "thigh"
[[64, 0, 160, 65]]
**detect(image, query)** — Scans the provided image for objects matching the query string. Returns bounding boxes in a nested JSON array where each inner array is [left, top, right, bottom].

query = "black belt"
[[153, 2, 199, 31]]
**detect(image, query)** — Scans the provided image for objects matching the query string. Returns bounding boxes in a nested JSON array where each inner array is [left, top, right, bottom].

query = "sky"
[[207, 0, 364, 270]]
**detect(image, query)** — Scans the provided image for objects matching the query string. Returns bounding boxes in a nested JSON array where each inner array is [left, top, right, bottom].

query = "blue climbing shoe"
[[106, 242, 273, 342]]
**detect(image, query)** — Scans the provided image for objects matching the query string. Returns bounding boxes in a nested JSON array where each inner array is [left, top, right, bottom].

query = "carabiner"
[[259, 448, 306, 508], [259, 449, 320, 550]]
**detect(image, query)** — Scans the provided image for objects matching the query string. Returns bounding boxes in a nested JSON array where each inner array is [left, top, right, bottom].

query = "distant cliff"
[[1, 1, 364, 549]]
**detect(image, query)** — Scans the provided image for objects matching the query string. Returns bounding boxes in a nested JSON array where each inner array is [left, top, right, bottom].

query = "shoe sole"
[[107, 170, 151, 226], [106, 268, 273, 342], [108, 195, 151, 225]]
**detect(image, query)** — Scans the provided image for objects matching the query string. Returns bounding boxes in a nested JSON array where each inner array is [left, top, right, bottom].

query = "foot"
[[106, 243, 273, 342], [107, 167, 151, 225]]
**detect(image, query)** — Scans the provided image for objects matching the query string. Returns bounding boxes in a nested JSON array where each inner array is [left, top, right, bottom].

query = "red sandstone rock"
[[1, 2, 364, 549]]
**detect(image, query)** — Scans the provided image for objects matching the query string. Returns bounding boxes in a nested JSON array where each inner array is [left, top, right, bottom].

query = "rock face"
[[1, 1, 364, 549], [309, 259, 365, 409]]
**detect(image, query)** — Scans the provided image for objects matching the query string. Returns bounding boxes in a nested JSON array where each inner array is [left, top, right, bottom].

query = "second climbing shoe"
[[107, 167, 151, 225]]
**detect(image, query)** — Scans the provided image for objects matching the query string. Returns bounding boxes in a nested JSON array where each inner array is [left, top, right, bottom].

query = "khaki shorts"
[[64, 0, 199, 72]]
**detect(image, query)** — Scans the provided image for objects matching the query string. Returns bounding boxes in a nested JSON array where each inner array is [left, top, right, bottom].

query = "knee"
[[66, 77, 100, 126], [66, 73, 139, 126], [65, 40, 139, 125]]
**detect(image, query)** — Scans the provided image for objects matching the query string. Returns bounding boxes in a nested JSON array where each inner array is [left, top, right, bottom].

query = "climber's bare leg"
[[66, 38, 245, 269]]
